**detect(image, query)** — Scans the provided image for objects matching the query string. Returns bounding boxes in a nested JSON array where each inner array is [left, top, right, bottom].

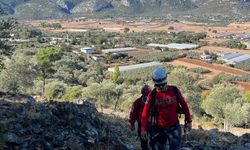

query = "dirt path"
[[177, 58, 249, 76], [236, 82, 250, 93], [169, 58, 250, 92], [168, 59, 221, 79]]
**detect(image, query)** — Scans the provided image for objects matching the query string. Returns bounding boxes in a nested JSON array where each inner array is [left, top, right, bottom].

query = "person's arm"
[[141, 93, 153, 132], [129, 100, 138, 130], [176, 88, 191, 122]]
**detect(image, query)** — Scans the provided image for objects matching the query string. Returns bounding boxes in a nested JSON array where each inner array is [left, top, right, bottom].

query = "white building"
[[81, 47, 94, 54]]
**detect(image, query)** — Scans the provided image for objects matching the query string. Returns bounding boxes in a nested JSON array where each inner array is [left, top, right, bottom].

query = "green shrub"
[[220, 40, 247, 49], [186, 52, 200, 59], [45, 81, 67, 100], [234, 60, 250, 71], [189, 67, 211, 74], [204, 72, 236, 88], [246, 91, 250, 103], [62, 86, 83, 101], [236, 74, 250, 82]]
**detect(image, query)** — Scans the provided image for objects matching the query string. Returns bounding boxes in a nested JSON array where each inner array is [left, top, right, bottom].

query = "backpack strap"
[[172, 86, 180, 103], [150, 88, 159, 125]]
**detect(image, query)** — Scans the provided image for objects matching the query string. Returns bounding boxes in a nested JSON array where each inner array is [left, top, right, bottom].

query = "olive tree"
[[82, 80, 123, 110], [0, 15, 17, 71], [0, 58, 37, 93], [202, 84, 249, 130]]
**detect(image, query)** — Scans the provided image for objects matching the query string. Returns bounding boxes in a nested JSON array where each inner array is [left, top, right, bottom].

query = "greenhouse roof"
[[147, 43, 199, 50], [102, 47, 137, 53], [229, 54, 250, 63], [221, 53, 243, 60], [108, 62, 162, 72]]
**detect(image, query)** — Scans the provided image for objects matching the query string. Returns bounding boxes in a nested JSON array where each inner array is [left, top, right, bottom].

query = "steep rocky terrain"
[[0, 0, 249, 20], [0, 93, 250, 150]]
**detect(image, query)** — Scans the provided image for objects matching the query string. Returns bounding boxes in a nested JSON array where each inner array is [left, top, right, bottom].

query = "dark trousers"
[[138, 122, 149, 150], [149, 123, 182, 150]]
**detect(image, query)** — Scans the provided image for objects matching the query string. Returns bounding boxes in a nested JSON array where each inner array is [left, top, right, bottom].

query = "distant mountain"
[[0, 0, 249, 20]]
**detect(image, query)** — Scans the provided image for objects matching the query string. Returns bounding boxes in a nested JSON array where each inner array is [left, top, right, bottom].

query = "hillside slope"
[[0, 0, 249, 20], [0, 93, 250, 149]]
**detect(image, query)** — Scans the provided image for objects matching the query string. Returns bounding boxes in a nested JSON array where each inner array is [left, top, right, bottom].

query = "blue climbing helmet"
[[152, 67, 167, 85]]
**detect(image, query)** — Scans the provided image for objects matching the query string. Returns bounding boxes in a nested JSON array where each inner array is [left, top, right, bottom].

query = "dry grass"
[[21, 19, 250, 35]]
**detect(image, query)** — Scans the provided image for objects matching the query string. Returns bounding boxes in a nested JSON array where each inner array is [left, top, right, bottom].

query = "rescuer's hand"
[[184, 120, 192, 133]]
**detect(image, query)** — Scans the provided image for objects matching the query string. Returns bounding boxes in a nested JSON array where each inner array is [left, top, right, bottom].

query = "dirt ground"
[[21, 19, 250, 35], [170, 58, 249, 76], [169, 58, 250, 92]]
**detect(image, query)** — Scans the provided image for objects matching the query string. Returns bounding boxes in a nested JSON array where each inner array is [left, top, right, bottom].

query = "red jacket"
[[141, 85, 191, 132], [129, 96, 147, 127]]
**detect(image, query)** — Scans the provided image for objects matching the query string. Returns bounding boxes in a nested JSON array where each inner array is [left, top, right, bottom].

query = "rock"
[[244, 143, 250, 149], [28, 123, 42, 134], [180, 147, 192, 150], [82, 100, 97, 113], [5, 132, 23, 145]]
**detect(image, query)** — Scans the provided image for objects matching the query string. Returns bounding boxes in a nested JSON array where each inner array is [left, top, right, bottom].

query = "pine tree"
[[36, 47, 62, 96]]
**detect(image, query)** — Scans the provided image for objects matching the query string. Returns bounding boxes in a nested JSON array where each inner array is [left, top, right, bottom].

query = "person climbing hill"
[[141, 67, 192, 150], [129, 84, 152, 150]]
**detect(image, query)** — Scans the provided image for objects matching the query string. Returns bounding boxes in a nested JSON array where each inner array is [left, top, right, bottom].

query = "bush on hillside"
[[189, 67, 211, 74], [234, 60, 250, 71], [186, 52, 200, 59], [245, 91, 250, 103], [45, 81, 67, 100], [236, 74, 250, 82], [0, 58, 37, 94], [202, 84, 249, 128], [82, 81, 123, 109], [204, 73, 236, 88], [220, 40, 247, 49], [62, 86, 83, 101]]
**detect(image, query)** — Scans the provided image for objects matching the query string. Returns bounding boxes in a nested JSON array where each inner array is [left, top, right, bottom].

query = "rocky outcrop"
[[0, 93, 249, 149], [0, 95, 132, 150]]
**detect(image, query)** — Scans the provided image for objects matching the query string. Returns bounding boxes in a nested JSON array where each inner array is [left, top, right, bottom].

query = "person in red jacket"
[[141, 67, 192, 150], [130, 84, 151, 150]]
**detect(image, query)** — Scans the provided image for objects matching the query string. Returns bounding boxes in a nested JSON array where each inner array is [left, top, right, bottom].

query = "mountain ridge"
[[0, 0, 250, 20]]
